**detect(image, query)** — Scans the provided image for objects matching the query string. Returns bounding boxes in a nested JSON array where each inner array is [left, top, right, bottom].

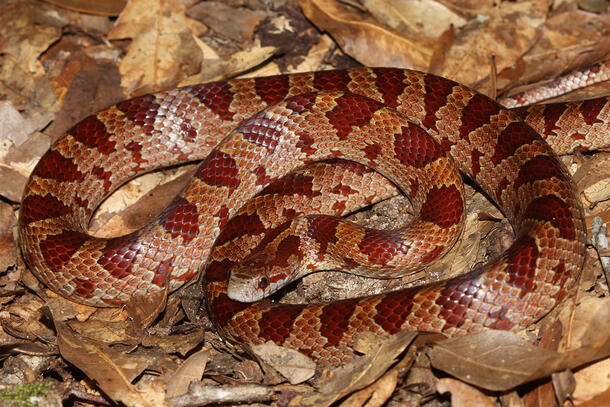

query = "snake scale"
[[19, 68, 609, 365]]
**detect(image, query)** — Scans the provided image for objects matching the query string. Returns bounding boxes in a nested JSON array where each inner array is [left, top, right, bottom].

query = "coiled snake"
[[19, 68, 609, 364]]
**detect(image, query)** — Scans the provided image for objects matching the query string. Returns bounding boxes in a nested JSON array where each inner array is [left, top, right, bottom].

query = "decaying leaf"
[[340, 368, 398, 407], [361, 0, 467, 39], [180, 46, 277, 86], [42, 0, 127, 16]]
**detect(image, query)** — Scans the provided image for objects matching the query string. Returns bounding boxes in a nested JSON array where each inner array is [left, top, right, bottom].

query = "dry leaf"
[[165, 348, 209, 398], [54, 320, 164, 407], [125, 285, 169, 330], [251, 341, 316, 385], [42, 0, 127, 16], [436, 378, 497, 407], [299, 0, 433, 69], [435, 0, 547, 89], [499, 10, 610, 95], [339, 368, 398, 407], [180, 46, 277, 86], [523, 321, 563, 407], [289, 331, 417, 406], [430, 301, 610, 391], [362, 0, 467, 39], [107, 0, 203, 95], [187, 1, 267, 42]]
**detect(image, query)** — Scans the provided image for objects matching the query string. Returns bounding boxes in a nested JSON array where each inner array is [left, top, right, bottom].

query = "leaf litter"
[[0, 0, 608, 405]]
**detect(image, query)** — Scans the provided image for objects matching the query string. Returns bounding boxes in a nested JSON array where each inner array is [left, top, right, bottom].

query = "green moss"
[[0, 382, 52, 407]]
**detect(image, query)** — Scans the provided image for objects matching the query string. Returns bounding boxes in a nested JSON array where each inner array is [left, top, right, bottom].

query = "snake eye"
[[258, 277, 268, 289]]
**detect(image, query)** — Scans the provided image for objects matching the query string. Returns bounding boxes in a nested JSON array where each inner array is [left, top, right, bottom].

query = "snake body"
[[19, 68, 609, 364]]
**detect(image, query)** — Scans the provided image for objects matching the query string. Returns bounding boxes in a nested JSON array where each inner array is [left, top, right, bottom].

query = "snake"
[[18, 68, 609, 365]]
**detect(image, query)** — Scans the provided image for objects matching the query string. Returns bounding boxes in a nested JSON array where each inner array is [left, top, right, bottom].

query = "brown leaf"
[[434, 0, 547, 89], [187, 2, 267, 42], [523, 321, 563, 407], [125, 284, 169, 330], [436, 378, 497, 407], [165, 348, 209, 398], [54, 319, 164, 407], [430, 301, 610, 391], [42, 0, 127, 16], [107, 0, 203, 95], [299, 0, 433, 69], [361, 0, 467, 39], [179, 46, 277, 86], [44, 52, 123, 143], [251, 341, 316, 385], [289, 331, 417, 406], [0, 2, 60, 128], [339, 368, 398, 407]]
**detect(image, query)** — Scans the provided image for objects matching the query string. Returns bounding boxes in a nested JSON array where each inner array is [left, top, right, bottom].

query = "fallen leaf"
[[165, 348, 209, 398], [251, 341, 316, 385], [289, 331, 417, 406], [107, 0, 203, 95], [339, 368, 398, 407], [434, 0, 547, 89], [54, 319, 164, 407], [187, 2, 267, 42], [499, 10, 610, 95], [362, 0, 467, 39], [299, 0, 433, 69], [180, 46, 277, 86], [430, 301, 610, 391], [42, 0, 127, 16], [436, 378, 497, 407]]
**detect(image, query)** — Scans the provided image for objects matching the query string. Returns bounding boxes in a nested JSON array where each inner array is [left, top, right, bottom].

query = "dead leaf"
[[165, 348, 209, 398], [436, 378, 497, 407], [430, 301, 610, 391], [434, 0, 547, 89], [125, 284, 169, 330], [362, 0, 467, 39], [0, 2, 60, 129], [523, 321, 563, 407], [251, 341, 316, 385], [54, 319, 164, 407], [180, 46, 277, 86], [299, 0, 433, 69], [339, 368, 398, 407], [42, 0, 126, 16], [498, 11, 610, 96], [289, 331, 417, 406], [186, 2, 267, 42], [107, 0, 203, 95]]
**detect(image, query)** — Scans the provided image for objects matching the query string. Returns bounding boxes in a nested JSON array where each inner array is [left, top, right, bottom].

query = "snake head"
[[227, 250, 304, 302]]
